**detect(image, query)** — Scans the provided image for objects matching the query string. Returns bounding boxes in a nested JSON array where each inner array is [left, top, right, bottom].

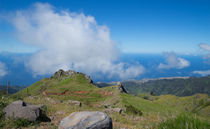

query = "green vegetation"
[[122, 76, 210, 96], [13, 118, 36, 128], [158, 114, 210, 129], [15, 73, 107, 104], [0, 72, 208, 128], [125, 105, 143, 116]]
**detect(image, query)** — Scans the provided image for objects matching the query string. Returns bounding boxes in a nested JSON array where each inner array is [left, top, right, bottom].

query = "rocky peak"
[[52, 69, 76, 78], [52, 69, 93, 83]]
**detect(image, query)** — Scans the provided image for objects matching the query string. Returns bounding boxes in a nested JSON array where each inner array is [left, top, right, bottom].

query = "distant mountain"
[[96, 76, 210, 96], [0, 85, 26, 94], [121, 76, 210, 96]]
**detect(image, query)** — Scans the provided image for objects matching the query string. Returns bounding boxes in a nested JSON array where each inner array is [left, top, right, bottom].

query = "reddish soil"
[[42, 90, 112, 98], [42, 90, 70, 96], [98, 90, 113, 97], [73, 91, 88, 94]]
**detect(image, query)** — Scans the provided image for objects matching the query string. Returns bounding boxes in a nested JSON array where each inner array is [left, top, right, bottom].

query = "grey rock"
[[3, 100, 42, 121], [117, 82, 127, 93], [52, 69, 93, 83], [56, 111, 66, 115], [45, 97, 62, 104], [105, 108, 123, 114], [53, 69, 76, 79], [65, 100, 82, 107], [59, 111, 112, 129], [85, 75, 93, 83]]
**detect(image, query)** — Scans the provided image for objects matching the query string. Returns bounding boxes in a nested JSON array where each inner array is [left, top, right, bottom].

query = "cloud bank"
[[0, 61, 7, 77], [11, 3, 144, 80], [192, 43, 210, 76], [192, 70, 210, 76], [158, 52, 190, 69], [199, 43, 210, 63], [200, 43, 210, 51]]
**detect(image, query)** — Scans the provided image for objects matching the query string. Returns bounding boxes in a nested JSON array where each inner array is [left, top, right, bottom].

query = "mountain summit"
[[52, 69, 93, 83]]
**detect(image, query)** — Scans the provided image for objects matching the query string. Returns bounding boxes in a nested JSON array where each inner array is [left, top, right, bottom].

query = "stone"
[[59, 111, 112, 129], [65, 100, 82, 107], [85, 75, 93, 83], [56, 111, 65, 115], [3, 100, 43, 121], [116, 82, 127, 93], [105, 108, 123, 114]]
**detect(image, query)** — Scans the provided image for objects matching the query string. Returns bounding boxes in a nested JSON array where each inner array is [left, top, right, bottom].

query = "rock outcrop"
[[3, 100, 46, 121], [59, 111, 112, 129], [52, 69, 77, 79], [117, 82, 127, 93], [84, 75, 93, 83], [52, 69, 93, 83]]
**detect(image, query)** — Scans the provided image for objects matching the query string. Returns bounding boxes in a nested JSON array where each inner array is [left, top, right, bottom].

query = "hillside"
[[0, 70, 208, 129], [114, 76, 210, 96]]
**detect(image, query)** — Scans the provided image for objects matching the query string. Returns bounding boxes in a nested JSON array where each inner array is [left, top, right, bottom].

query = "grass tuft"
[[158, 114, 210, 129]]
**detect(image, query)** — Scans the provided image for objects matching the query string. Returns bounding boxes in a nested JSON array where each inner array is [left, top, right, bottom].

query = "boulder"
[[3, 100, 42, 121], [59, 111, 112, 129]]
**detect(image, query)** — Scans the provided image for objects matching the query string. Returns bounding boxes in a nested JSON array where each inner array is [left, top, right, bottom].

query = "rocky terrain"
[[0, 69, 209, 129]]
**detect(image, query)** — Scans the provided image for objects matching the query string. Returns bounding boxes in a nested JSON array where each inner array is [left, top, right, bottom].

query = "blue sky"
[[0, 0, 209, 53], [0, 0, 210, 84]]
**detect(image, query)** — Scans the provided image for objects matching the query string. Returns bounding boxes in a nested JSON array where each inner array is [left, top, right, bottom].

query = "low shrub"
[[11, 94, 23, 101], [125, 105, 143, 116], [13, 118, 34, 128], [158, 114, 210, 129]]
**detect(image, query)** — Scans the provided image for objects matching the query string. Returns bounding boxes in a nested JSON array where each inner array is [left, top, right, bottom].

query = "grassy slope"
[[11, 73, 210, 129], [17, 74, 108, 103]]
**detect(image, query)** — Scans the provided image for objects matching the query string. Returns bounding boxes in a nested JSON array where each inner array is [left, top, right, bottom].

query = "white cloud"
[[200, 43, 210, 51], [0, 61, 7, 77], [192, 43, 210, 76], [192, 70, 210, 76], [199, 43, 210, 63], [11, 3, 144, 80], [158, 52, 190, 69]]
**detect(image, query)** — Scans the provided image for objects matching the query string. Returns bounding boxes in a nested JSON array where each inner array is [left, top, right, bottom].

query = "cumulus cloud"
[[192, 70, 210, 76], [0, 61, 7, 77], [11, 3, 144, 80], [158, 52, 190, 69]]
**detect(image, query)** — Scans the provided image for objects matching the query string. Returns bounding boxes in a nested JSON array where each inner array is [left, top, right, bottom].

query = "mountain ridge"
[[96, 76, 210, 96]]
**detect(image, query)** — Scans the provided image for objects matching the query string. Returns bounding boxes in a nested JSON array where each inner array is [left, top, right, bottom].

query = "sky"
[[0, 0, 210, 83], [0, 0, 209, 53]]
